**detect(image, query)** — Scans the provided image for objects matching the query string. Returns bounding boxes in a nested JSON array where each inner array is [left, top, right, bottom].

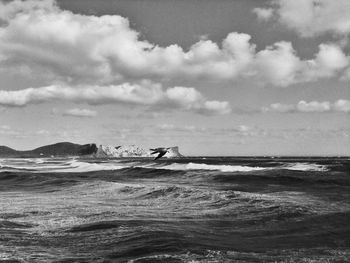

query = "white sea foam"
[[0, 158, 126, 173], [159, 162, 267, 172], [283, 163, 328, 172], [0, 158, 329, 173], [58, 160, 125, 172]]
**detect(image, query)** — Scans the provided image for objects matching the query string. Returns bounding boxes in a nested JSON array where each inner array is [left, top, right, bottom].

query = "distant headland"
[[0, 142, 183, 158]]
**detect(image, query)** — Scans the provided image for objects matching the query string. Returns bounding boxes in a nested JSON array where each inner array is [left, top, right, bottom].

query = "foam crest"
[[159, 162, 267, 172], [283, 163, 328, 172], [0, 158, 126, 173], [59, 160, 125, 172]]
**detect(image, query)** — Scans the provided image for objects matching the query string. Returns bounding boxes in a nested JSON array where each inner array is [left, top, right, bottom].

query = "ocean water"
[[0, 157, 349, 263]]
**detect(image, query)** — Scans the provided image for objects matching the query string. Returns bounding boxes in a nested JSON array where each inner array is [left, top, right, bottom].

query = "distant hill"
[[0, 146, 17, 155], [0, 142, 97, 157]]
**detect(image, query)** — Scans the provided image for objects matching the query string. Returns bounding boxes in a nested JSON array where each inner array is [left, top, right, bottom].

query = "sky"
[[0, 0, 350, 156]]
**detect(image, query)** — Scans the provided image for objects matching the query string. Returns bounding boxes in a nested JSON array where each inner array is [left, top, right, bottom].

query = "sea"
[[0, 157, 349, 263]]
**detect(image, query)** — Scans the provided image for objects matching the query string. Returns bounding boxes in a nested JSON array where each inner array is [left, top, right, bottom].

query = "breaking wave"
[[0, 159, 125, 173], [158, 162, 267, 172], [283, 162, 328, 172], [0, 158, 330, 173]]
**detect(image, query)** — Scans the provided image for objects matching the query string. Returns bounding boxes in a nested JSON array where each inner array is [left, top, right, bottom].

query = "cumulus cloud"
[[0, 0, 255, 84], [0, 83, 231, 115], [256, 0, 350, 38], [302, 44, 349, 81], [254, 42, 302, 86], [63, 108, 97, 118], [263, 99, 350, 113], [0, 0, 349, 89]]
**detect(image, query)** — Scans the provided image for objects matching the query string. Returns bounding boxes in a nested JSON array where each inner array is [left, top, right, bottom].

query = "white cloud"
[[63, 108, 97, 118], [297, 100, 331, 112], [254, 42, 302, 87], [262, 103, 295, 113], [253, 7, 274, 21], [258, 0, 350, 38], [237, 125, 251, 132], [334, 100, 350, 113], [302, 43, 349, 81], [156, 124, 206, 133], [0, 83, 231, 115], [255, 42, 349, 86], [0, 0, 256, 84], [0, 0, 349, 89], [36, 129, 50, 135], [264, 99, 350, 113], [0, 125, 21, 137]]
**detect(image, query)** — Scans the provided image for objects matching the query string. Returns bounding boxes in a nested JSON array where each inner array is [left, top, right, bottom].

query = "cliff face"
[[95, 145, 152, 158], [164, 146, 183, 158], [95, 145, 183, 158]]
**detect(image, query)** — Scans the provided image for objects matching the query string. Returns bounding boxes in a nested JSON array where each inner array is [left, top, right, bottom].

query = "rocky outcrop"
[[95, 145, 152, 158], [164, 146, 183, 158], [95, 145, 183, 158]]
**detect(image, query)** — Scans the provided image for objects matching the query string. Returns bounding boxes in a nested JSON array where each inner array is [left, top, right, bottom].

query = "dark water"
[[0, 157, 350, 262]]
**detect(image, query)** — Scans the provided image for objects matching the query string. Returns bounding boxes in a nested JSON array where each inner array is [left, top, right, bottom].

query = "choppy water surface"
[[0, 157, 350, 262]]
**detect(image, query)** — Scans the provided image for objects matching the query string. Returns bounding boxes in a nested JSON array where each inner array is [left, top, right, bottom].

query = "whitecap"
[[158, 162, 267, 172], [283, 163, 328, 172], [58, 159, 125, 173]]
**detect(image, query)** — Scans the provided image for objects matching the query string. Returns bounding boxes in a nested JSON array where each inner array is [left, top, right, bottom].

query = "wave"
[[0, 159, 126, 173], [0, 158, 330, 174], [151, 162, 328, 172], [58, 160, 125, 173], [158, 162, 267, 172], [283, 163, 328, 172]]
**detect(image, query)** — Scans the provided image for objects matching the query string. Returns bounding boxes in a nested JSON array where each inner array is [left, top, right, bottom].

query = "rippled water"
[[0, 157, 349, 262]]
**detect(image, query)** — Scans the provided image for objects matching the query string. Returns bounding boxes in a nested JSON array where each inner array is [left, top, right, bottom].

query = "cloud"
[[254, 42, 302, 86], [0, 0, 349, 89], [256, 0, 350, 38], [252, 7, 274, 21], [333, 99, 350, 112], [263, 99, 350, 113], [0, 125, 22, 137], [165, 86, 231, 114], [35, 129, 50, 136], [63, 108, 97, 118], [302, 44, 349, 81], [297, 101, 331, 112], [251, 42, 349, 86], [0, 0, 255, 84], [156, 124, 207, 133], [0, 83, 231, 115]]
